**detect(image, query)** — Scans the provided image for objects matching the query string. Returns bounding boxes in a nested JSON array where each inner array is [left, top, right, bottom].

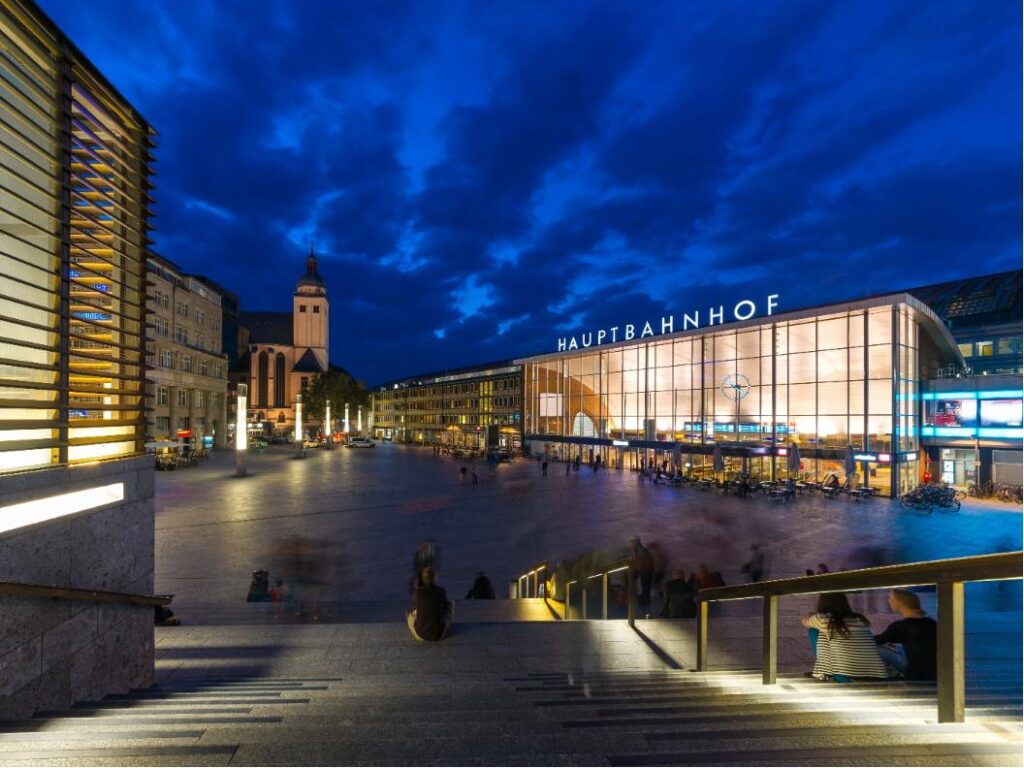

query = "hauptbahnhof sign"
[[556, 294, 780, 352]]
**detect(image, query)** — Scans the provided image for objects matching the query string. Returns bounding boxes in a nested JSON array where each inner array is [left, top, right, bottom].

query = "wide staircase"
[[0, 557, 1020, 766]]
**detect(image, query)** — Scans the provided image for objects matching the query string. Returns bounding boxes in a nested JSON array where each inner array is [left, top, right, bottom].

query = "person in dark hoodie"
[[407, 567, 453, 641]]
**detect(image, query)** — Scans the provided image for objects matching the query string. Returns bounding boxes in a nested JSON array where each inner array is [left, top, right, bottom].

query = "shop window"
[[957, 343, 973, 358], [997, 338, 1021, 355], [976, 341, 994, 356]]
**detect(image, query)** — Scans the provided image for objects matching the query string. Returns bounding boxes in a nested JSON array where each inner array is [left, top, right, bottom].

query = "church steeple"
[[296, 242, 326, 295]]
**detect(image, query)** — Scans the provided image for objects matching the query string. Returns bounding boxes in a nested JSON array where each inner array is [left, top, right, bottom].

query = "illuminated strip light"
[[921, 391, 1024, 401], [612, 440, 629, 447], [978, 428, 1024, 439], [0, 483, 124, 536]]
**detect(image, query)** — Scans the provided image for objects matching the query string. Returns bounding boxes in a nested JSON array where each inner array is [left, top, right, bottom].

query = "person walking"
[[630, 536, 655, 617], [471, 467, 478, 485], [541, 460, 548, 476], [741, 544, 766, 583], [459, 465, 467, 484]]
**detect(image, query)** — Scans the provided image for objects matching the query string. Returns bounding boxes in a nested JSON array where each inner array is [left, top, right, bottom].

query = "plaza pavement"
[[155, 443, 1022, 626]]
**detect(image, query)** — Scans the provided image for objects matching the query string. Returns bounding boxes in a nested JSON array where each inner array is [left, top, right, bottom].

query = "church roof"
[[292, 348, 325, 373], [240, 311, 292, 345]]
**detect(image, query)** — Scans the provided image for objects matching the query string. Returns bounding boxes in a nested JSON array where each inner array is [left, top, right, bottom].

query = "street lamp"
[[295, 393, 305, 458], [344, 402, 350, 434], [357, 405, 363, 434], [235, 383, 248, 477], [325, 399, 332, 450]]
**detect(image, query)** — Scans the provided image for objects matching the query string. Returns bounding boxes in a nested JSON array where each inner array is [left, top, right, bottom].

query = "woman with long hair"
[[801, 592, 887, 681]]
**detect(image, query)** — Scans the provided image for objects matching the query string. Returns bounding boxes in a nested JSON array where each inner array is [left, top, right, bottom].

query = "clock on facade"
[[720, 373, 751, 401]]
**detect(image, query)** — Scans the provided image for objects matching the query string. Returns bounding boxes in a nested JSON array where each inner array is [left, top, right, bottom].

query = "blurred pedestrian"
[[660, 568, 696, 619], [471, 467, 478, 485], [741, 544, 766, 583], [630, 536, 655, 616], [542, 460, 548, 476], [412, 539, 439, 591]]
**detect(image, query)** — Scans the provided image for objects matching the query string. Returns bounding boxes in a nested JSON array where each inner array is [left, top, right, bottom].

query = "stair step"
[[608, 741, 1024, 766]]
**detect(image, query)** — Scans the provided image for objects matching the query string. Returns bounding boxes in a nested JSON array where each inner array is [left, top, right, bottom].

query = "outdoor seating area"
[[148, 440, 212, 471], [637, 467, 882, 503]]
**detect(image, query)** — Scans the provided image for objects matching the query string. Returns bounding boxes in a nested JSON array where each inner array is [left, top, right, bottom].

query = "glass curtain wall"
[[0, 2, 152, 471], [524, 305, 923, 494]]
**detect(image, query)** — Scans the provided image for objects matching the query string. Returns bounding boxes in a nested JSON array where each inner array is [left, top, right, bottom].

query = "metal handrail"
[[512, 561, 549, 599], [695, 551, 1023, 724], [564, 558, 635, 625], [0, 580, 172, 607]]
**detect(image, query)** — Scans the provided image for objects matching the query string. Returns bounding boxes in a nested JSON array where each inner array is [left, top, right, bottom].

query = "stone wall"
[[0, 456, 155, 720]]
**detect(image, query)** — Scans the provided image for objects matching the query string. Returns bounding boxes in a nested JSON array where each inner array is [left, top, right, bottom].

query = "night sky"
[[41, 1, 1021, 384]]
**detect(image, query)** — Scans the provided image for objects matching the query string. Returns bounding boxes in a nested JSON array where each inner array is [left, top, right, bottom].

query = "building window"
[[177, 300, 189, 317], [157, 386, 168, 406], [210, 393, 218, 410], [997, 338, 1021, 355], [214, 363, 224, 378], [200, 359, 209, 376], [182, 354, 192, 372], [258, 350, 269, 406], [177, 389, 188, 407], [160, 350, 174, 367], [156, 416, 170, 433], [178, 417, 190, 430], [313, 305, 320, 313], [194, 390, 203, 408], [957, 343, 973, 358], [976, 341, 994, 356], [299, 305, 307, 313], [275, 353, 286, 406], [175, 326, 188, 344]]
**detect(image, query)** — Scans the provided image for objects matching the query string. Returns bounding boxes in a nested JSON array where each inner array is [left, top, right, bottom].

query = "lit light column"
[[344, 402, 350, 434], [325, 399, 332, 449], [295, 393, 305, 458], [357, 405, 363, 434], [235, 384, 248, 477]]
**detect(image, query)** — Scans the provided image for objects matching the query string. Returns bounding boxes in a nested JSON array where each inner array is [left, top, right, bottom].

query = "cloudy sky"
[[42, 0, 1021, 383]]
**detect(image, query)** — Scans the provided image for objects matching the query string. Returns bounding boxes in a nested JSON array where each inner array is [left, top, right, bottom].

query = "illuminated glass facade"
[[372, 362, 522, 450], [0, 0, 154, 471], [521, 296, 962, 496]]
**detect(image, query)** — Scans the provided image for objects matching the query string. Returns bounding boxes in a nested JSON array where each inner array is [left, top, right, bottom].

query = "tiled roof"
[[240, 311, 292, 344], [292, 348, 324, 373]]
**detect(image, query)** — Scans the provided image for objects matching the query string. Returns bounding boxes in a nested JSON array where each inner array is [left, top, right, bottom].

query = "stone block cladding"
[[0, 456, 155, 719]]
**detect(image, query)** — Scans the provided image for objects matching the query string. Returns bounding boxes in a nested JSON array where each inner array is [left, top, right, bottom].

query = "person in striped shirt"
[[801, 592, 888, 682]]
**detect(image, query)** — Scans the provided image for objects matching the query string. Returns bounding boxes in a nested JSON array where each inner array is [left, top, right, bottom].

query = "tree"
[[301, 368, 369, 429]]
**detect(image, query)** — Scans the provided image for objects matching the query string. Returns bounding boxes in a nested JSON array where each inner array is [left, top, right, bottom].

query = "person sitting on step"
[[407, 566, 454, 641], [801, 592, 887, 682], [874, 589, 937, 680]]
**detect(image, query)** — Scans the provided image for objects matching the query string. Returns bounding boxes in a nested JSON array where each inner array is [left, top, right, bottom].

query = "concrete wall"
[[0, 456, 154, 720]]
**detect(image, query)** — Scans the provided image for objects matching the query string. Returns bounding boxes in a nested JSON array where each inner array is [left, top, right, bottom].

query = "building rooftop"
[[907, 270, 1022, 329], [375, 359, 519, 390], [240, 311, 292, 345]]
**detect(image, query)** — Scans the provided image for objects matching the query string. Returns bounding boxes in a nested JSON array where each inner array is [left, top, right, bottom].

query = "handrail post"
[[601, 571, 609, 620], [937, 579, 965, 723], [627, 567, 635, 627], [582, 587, 588, 620], [762, 594, 777, 684], [696, 598, 708, 671], [566, 581, 572, 621]]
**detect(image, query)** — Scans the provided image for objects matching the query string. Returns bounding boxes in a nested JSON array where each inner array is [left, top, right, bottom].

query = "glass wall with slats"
[[0, 1, 152, 471]]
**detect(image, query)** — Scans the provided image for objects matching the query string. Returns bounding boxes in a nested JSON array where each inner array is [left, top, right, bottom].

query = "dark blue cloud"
[[40, 0, 1021, 383]]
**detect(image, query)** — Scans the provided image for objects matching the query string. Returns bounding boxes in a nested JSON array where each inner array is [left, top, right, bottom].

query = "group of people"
[[802, 589, 937, 681]]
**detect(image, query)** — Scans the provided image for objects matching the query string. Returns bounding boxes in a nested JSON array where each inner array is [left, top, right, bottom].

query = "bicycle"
[[899, 483, 961, 514]]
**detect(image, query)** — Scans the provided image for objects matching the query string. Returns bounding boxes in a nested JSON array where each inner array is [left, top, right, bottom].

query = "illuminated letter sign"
[[554, 294, 781, 352]]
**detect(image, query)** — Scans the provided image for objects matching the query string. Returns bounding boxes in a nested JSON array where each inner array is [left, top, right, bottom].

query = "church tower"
[[293, 245, 329, 371]]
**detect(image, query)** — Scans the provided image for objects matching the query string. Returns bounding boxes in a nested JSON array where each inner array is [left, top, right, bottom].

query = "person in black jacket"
[[466, 572, 495, 599], [875, 589, 937, 680], [660, 568, 697, 618], [407, 567, 453, 641]]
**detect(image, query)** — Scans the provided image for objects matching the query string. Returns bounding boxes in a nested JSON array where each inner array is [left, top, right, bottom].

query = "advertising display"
[[980, 399, 1023, 428]]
